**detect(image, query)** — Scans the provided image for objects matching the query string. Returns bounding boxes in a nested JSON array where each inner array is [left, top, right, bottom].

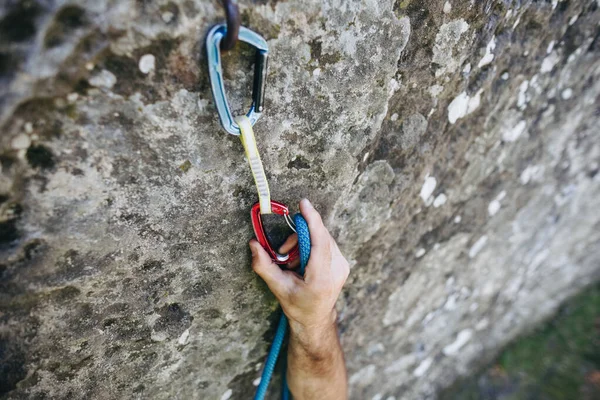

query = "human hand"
[[249, 198, 350, 334]]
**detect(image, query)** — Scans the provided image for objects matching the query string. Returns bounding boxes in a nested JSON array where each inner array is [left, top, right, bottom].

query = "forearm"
[[287, 318, 348, 400]]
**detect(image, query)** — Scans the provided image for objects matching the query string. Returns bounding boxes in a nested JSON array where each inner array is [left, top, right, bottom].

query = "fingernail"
[[301, 198, 313, 209], [249, 242, 257, 256]]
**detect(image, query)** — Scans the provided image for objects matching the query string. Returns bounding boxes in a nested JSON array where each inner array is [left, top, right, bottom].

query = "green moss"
[[64, 103, 78, 119], [178, 160, 191, 173], [441, 284, 600, 399], [398, 0, 411, 10]]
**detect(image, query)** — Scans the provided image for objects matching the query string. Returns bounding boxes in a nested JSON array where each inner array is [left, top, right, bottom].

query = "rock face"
[[0, 0, 599, 399]]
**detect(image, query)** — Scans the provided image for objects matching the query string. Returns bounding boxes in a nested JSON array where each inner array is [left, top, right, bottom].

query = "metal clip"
[[206, 24, 268, 136], [251, 200, 299, 265]]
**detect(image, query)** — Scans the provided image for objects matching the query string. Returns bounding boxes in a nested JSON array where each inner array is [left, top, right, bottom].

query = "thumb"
[[249, 240, 293, 298]]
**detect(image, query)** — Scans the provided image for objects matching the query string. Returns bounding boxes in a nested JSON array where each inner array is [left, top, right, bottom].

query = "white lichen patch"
[[477, 36, 496, 68], [432, 19, 470, 77], [488, 191, 506, 216], [502, 120, 527, 142], [11, 134, 31, 150], [540, 51, 559, 73], [413, 357, 433, 377], [420, 175, 437, 205], [220, 389, 232, 400], [139, 54, 156, 74], [415, 248, 426, 258], [349, 364, 376, 387], [448, 90, 482, 124], [517, 80, 529, 109], [429, 84, 444, 98], [89, 69, 116, 89], [443, 1, 452, 14], [475, 319, 489, 331], [561, 88, 573, 99], [162, 11, 174, 23], [401, 113, 428, 150], [488, 200, 501, 216], [468, 235, 488, 258], [385, 354, 417, 374], [520, 165, 545, 184], [569, 14, 579, 25], [388, 78, 401, 96], [177, 328, 190, 345], [66, 92, 79, 103], [433, 193, 447, 208], [443, 329, 473, 356]]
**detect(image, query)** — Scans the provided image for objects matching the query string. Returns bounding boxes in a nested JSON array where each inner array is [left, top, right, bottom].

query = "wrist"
[[288, 310, 338, 357]]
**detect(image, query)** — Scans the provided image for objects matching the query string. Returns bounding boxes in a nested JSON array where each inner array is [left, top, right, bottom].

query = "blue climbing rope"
[[254, 213, 311, 400]]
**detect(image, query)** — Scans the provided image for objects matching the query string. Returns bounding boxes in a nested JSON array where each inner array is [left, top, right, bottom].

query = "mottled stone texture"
[[0, 0, 598, 399]]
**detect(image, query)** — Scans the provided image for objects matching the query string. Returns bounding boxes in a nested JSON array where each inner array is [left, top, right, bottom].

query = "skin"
[[249, 198, 350, 400]]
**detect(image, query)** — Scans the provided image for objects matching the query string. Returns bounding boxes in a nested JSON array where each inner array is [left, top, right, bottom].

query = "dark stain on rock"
[[0, 152, 17, 171], [23, 238, 46, 261], [287, 155, 310, 170], [99, 37, 203, 104], [0, 202, 23, 248], [52, 249, 97, 283], [146, 272, 176, 304], [104, 316, 151, 342], [262, 309, 284, 344], [197, 308, 221, 320], [0, 337, 27, 395], [0, 51, 20, 82], [183, 278, 213, 299], [70, 167, 84, 176], [153, 303, 193, 339], [26, 144, 56, 170], [48, 285, 82, 303], [0, 0, 42, 43], [240, 9, 281, 41], [588, 26, 600, 53], [308, 37, 343, 67], [227, 364, 266, 400], [44, 5, 88, 48], [141, 259, 164, 271]]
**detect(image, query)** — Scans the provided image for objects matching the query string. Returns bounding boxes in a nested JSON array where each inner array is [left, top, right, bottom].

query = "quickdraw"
[[206, 20, 299, 265], [206, 7, 309, 399]]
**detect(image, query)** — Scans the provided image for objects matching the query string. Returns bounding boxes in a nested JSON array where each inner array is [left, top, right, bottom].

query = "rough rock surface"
[[0, 0, 599, 399]]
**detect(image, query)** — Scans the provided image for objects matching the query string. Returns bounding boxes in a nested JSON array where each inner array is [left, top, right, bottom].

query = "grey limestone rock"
[[0, 0, 599, 399]]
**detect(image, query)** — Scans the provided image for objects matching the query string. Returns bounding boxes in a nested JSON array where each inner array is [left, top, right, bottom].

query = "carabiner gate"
[[206, 24, 268, 136], [251, 200, 300, 265]]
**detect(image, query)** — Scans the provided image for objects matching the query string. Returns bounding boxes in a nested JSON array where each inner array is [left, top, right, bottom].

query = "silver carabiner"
[[206, 24, 269, 136]]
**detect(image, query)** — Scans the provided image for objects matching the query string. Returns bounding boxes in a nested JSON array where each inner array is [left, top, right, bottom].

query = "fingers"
[[279, 233, 298, 254], [299, 199, 332, 283], [250, 240, 295, 297]]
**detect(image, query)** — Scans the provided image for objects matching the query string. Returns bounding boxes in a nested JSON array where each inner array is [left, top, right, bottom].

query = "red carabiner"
[[251, 200, 299, 265]]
